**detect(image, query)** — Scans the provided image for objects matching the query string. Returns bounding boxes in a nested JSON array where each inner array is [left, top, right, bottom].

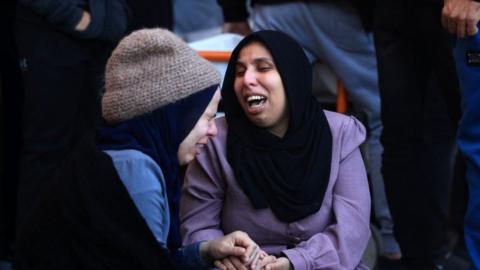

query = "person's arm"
[[223, 21, 252, 36], [106, 150, 170, 247], [180, 126, 262, 269], [274, 116, 371, 270], [19, 0, 129, 42], [19, 0, 85, 31], [180, 139, 226, 245], [442, 0, 480, 37], [179, 231, 262, 269]]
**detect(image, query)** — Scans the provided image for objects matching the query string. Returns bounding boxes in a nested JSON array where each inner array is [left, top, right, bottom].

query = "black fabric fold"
[[14, 134, 178, 270]]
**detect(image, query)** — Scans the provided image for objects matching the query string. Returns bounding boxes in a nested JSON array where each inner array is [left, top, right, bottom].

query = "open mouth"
[[246, 95, 266, 108]]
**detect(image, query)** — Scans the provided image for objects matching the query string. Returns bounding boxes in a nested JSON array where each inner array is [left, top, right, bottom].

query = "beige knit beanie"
[[102, 28, 221, 123]]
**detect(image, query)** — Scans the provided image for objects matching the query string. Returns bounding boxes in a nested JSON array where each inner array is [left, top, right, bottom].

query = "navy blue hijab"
[[222, 30, 332, 223], [97, 84, 217, 249]]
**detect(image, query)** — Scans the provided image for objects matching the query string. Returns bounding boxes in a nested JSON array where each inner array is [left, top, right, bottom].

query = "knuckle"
[[442, 9, 450, 17]]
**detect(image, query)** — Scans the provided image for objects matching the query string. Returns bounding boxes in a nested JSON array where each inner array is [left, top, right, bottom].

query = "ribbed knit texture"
[[102, 28, 221, 123]]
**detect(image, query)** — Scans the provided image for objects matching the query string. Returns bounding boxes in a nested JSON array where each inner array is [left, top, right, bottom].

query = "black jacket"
[[14, 134, 178, 270], [17, 0, 130, 43]]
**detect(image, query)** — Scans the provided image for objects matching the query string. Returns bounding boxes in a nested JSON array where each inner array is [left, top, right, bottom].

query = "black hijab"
[[222, 30, 332, 223]]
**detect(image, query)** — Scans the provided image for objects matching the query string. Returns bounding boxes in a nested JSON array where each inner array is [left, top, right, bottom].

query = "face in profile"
[[233, 42, 289, 138], [177, 89, 221, 165]]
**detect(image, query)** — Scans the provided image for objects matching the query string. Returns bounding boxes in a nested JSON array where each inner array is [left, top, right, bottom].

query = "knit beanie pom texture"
[[102, 28, 221, 123]]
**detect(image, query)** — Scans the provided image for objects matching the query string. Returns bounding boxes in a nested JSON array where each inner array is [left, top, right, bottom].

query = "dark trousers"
[[14, 20, 112, 227], [374, 0, 460, 263], [0, 0, 23, 261]]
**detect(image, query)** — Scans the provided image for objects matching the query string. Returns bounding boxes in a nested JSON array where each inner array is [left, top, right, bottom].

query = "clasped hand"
[[201, 231, 292, 270], [215, 254, 291, 270]]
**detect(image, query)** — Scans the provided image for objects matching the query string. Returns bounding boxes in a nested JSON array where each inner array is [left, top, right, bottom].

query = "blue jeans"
[[453, 33, 480, 269]]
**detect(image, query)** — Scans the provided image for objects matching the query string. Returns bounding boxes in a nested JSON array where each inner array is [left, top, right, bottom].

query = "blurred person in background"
[[374, 0, 468, 269]]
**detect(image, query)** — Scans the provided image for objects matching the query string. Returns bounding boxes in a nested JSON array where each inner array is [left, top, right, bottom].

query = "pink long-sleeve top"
[[180, 110, 371, 270]]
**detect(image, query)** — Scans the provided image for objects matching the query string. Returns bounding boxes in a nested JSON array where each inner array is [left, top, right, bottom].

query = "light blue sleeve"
[[104, 149, 170, 248]]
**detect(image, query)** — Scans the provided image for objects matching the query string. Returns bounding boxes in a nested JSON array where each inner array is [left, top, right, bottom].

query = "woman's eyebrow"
[[252, 57, 273, 63], [236, 57, 273, 65]]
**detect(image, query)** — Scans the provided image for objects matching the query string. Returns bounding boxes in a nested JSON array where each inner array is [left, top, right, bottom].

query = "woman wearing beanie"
[[14, 29, 260, 270], [180, 30, 371, 270]]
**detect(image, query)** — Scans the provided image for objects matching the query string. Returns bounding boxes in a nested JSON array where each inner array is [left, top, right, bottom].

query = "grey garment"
[[173, 0, 223, 41], [251, 1, 399, 254]]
